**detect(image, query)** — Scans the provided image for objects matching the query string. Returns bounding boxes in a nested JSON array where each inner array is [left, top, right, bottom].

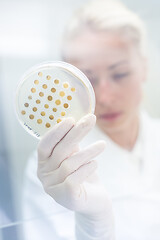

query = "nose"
[[96, 78, 117, 106]]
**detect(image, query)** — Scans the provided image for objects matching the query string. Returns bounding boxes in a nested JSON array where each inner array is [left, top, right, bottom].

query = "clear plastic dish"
[[15, 61, 95, 138]]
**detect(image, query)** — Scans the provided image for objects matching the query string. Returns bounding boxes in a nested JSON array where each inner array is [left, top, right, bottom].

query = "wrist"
[[75, 210, 115, 240]]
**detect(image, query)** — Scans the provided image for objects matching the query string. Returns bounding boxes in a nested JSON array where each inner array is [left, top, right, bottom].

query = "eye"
[[112, 72, 130, 81]]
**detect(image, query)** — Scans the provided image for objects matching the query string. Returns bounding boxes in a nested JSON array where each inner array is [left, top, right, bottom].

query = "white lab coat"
[[22, 111, 160, 240]]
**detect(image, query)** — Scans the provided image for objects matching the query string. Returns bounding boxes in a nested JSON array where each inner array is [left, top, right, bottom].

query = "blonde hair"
[[62, 0, 147, 57]]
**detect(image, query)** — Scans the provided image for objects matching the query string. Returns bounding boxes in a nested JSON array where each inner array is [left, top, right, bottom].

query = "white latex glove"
[[37, 114, 115, 240]]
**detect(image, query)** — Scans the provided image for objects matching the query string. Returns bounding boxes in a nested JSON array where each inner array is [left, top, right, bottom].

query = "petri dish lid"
[[15, 61, 95, 139]]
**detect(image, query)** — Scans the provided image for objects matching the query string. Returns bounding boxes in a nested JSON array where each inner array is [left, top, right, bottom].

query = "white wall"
[[122, 0, 160, 117]]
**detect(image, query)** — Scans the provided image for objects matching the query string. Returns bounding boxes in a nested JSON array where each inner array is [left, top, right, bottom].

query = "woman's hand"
[[37, 114, 115, 239]]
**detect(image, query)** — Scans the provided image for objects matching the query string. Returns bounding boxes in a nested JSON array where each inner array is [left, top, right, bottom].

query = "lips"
[[99, 112, 122, 121]]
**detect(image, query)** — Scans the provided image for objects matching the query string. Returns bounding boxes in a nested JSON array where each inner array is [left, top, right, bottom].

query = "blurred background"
[[0, 0, 160, 239]]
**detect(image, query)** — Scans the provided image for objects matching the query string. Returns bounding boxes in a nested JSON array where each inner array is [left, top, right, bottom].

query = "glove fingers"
[[39, 145, 79, 174], [57, 141, 105, 182], [59, 114, 96, 146], [68, 140, 106, 167], [38, 117, 75, 160], [43, 161, 97, 210], [47, 114, 96, 170], [40, 141, 105, 185], [65, 160, 97, 186]]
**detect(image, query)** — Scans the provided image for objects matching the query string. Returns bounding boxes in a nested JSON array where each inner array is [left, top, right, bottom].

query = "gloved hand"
[[37, 114, 115, 240]]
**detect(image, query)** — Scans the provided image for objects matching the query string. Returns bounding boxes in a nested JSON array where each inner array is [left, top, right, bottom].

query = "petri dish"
[[15, 61, 95, 138]]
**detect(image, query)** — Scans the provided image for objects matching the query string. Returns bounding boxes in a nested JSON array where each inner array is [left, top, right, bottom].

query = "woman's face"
[[64, 29, 147, 133]]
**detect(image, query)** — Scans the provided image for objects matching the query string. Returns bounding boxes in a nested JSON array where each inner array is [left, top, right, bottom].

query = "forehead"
[[64, 29, 136, 68]]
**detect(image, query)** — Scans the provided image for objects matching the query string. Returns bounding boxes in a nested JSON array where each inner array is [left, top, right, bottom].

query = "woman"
[[23, 1, 160, 239]]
